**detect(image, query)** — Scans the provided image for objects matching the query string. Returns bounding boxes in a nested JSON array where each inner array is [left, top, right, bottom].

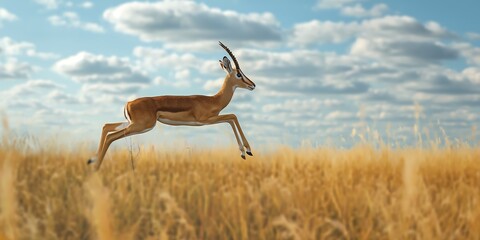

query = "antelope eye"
[[236, 73, 242, 78]]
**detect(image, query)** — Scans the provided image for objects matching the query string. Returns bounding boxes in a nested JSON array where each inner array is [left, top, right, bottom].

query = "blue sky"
[[1, 0, 479, 149]]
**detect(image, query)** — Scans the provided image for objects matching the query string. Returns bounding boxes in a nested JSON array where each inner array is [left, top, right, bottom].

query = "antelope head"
[[219, 41, 256, 91]]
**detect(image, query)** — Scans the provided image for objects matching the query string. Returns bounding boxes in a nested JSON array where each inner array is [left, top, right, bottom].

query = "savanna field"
[[1, 127, 480, 240]]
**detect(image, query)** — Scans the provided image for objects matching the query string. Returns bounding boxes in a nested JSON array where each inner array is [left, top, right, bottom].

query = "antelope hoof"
[[246, 151, 253, 156], [241, 154, 246, 160], [87, 157, 97, 165]]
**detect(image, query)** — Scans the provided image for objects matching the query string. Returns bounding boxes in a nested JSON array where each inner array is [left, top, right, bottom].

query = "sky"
[[1, 0, 479, 150]]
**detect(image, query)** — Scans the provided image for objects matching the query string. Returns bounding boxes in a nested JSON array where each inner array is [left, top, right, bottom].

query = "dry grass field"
[[1, 129, 480, 239]]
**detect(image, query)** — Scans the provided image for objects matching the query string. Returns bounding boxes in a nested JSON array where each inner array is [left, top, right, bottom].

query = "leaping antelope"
[[88, 42, 256, 170]]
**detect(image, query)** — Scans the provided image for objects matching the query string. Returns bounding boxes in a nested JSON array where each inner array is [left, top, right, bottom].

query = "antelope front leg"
[[202, 114, 252, 159], [226, 120, 246, 159], [230, 115, 253, 156]]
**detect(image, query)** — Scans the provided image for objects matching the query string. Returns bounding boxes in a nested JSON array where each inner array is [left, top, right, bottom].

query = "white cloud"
[[366, 16, 452, 40], [81, 1, 93, 9], [325, 111, 355, 121], [48, 11, 104, 33], [103, 1, 282, 49], [0, 79, 64, 113], [290, 15, 458, 65], [405, 69, 480, 95], [467, 32, 480, 41], [133, 47, 202, 72], [0, 8, 17, 27], [34, 0, 60, 9], [152, 76, 165, 86], [34, 0, 91, 9], [47, 90, 79, 104], [0, 37, 58, 83], [0, 59, 34, 80], [350, 37, 458, 64], [133, 46, 221, 88], [462, 67, 480, 84], [236, 48, 355, 79], [341, 3, 388, 18], [203, 78, 223, 91], [171, 69, 191, 88], [290, 20, 359, 45], [0, 37, 59, 59], [263, 98, 341, 113], [175, 69, 190, 80], [54, 52, 148, 83], [315, 0, 388, 18], [453, 42, 480, 66], [0, 79, 90, 132], [361, 89, 410, 105], [53, 52, 150, 98], [6, 79, 62, 96], [315, 0, 358, 9], [0, 37, 33, 55], [80, 83, 144, 95], [291, 15, 453, 47], [172, 69, 190, 87]]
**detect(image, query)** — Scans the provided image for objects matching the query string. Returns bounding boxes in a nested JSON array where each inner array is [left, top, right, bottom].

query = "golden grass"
[[1, 137, 480, 239]]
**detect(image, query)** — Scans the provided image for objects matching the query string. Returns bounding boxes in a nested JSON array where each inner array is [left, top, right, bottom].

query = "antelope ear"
[[219, 60, 224, 70], [222, 56, 233, 73]]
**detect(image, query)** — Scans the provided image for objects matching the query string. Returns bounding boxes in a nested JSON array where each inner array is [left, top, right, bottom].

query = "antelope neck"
[[213, 76, 236, 110]]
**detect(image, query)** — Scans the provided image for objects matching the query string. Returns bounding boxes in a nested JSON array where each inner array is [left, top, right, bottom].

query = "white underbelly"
[[157, 117, 204, 126]]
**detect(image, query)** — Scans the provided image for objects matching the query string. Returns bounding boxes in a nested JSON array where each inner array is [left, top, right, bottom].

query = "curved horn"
[[219, 41, 240, 70]]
